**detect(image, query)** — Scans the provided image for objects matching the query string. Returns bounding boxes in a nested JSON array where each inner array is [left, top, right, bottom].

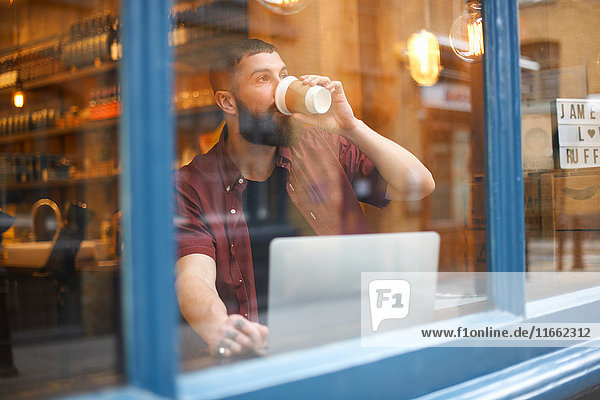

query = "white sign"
[[556, 99, 600, 125], [558, 125, 600, 146], [556, 99, 600, 169], [559, 147, 600, 169]]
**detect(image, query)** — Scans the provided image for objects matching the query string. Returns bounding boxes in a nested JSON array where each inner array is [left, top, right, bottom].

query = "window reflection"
[[520, 0, 600, 273], [174, 0, 488, 369], [0, 1, 122, 398]]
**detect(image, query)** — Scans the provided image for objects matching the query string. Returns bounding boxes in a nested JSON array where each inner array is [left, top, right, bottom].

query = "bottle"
[[275, 76, 332, 116], [110, 17, 121, 61]]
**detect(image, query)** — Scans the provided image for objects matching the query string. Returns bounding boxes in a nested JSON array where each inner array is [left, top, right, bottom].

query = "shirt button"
[[243, 313, 248, 318], [238, 178, 244, 184], [230, 209, 236, 214], [238, 279, 243, 284], [226, 185, 231, 193]]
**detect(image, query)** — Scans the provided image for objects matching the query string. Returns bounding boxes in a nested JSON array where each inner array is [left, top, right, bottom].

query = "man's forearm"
[[343, 119, 435, 201], [176, 271, 228, 343]]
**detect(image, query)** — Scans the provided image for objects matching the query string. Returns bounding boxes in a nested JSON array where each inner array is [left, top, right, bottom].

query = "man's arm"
[[342, 120, 435, 201], [293, 75, 435, 201], [176, 254, 268, 357]]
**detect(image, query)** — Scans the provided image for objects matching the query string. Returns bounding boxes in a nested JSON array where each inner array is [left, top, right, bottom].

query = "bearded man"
[[175, 39, 435, 357]]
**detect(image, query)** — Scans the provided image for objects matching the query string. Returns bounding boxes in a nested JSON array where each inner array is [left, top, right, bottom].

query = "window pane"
[[0, 1, 123, 398], [173, 0, 487, 370], [520, 0, 600, 281]]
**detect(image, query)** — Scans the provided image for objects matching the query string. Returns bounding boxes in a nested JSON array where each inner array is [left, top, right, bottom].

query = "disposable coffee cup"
[[275, 76, 332, 116]]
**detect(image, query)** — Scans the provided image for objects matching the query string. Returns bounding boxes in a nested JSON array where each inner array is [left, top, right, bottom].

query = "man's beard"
[[237, 99, 297, 147]]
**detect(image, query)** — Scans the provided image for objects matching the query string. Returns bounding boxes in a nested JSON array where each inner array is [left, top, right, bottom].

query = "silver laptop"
[[267, 231, 440, 353]]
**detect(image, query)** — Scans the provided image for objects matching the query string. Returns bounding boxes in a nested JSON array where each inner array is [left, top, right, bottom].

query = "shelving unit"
[[0, 0, 248, 237], [0, 118, 117, 144], [1, 173, 118, 191], [0, 62, 118, 97]]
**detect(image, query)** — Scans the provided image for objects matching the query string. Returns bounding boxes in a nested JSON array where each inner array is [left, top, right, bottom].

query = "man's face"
[[232, 52, 296, 146]]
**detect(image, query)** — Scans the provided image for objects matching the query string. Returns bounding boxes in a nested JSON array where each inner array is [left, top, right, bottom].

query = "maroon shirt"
[[175, 125, 389, 322]]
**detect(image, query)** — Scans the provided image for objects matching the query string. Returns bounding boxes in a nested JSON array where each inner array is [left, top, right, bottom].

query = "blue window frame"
[[69, 0, 600, 398]]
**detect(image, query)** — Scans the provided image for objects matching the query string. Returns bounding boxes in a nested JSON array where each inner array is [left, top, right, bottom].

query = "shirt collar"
[[215, 124, 293, 191]]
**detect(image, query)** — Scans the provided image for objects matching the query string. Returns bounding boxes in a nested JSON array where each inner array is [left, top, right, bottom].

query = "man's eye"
[[280, 73, 288, 79], [258, 75, 268, 82]]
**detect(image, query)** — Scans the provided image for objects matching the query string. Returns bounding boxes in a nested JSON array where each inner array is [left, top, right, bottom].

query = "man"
[[175, 39, 435, 357]]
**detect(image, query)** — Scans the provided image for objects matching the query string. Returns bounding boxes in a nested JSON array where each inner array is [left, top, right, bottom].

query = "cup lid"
[[305, 85, 332, 114]]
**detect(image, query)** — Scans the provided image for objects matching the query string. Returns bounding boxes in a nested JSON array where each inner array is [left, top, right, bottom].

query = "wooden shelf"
[[1, 173, 119, 191], [0, 62, 118, 96], [0, 105, 221, 145], [0, 32, 244, 96], [0, 118, 118, 145], [0, 106, 221, 193]]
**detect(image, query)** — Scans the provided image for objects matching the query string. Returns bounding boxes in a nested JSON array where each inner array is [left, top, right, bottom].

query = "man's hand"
[[208, 314, 268, 358], [175, 255, 269, 358], [292, 75, 360, 137], [289, 75, 435, 201]]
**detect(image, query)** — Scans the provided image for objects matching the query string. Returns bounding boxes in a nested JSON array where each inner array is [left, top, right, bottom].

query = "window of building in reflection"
[[0, 1, 122, 398], [172, 0, 489, 370], [519, 0, 600, 303], [519, 0, 600, 275]]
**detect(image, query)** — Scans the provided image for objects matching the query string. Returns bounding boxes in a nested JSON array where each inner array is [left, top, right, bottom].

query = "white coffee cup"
[[275, 76, 332, 116]]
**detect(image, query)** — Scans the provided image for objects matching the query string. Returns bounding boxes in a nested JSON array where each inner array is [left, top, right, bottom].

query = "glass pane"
[[0, 1, 123, 397], [520, 0, 600, 295], [173, 0, 487, 370]]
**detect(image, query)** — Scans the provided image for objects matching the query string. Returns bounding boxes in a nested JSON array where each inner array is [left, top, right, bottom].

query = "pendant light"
[[403, 0, 441, 86], [449, 0, 484, 63], [406, 30, 441, 86], [13, 81, 24, 108]]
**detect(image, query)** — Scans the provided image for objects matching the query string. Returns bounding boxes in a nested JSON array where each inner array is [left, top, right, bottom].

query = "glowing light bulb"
[[449, 0, 484, 63], [256, 0, 313, 15], [13, 90, 24, 108], [407, 30, 441, 86]]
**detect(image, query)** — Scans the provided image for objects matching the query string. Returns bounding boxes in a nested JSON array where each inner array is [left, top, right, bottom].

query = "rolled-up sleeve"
[[338, 136, 391, 209], [175, 178, 216, 261]]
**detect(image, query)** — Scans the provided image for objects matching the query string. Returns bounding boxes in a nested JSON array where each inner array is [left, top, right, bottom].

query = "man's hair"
[[209, 38, 277, 94]]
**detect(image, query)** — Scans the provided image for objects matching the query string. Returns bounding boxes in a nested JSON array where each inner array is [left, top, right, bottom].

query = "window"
[[2, 1, 600, 399], [172, 0, 491, 371], [0, 1, 123, 398], [520, 0, 600, 298]]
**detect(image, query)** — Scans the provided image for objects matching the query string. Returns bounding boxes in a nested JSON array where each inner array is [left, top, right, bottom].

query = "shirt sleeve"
[[338, 136, 391, 209], [175, 176, 216, 261]]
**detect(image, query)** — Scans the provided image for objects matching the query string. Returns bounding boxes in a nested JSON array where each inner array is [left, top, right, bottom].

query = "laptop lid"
[[267, 231, 440, 353]]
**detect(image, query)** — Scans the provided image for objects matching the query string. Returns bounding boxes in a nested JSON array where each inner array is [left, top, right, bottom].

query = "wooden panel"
[[524, 173, 542, 232], [554, 174, 600, 230], [436, 228, 469, 272], [467, 228, 487, 272], [469, 178, 486, 229], [556, 230, 600, 271]]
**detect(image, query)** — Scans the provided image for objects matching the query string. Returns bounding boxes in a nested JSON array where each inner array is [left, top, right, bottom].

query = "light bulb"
[[256, 0, 313, 15], [407, 30, 441, 86], [13, 90, 24, 108], [449, 0, 484, 63]]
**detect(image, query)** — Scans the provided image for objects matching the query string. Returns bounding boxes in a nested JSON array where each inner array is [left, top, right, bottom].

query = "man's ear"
[[214, 91, 237, 115]]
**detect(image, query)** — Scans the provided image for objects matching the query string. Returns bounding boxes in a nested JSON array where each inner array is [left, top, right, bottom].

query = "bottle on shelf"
[[110, 16, 122, 61]]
